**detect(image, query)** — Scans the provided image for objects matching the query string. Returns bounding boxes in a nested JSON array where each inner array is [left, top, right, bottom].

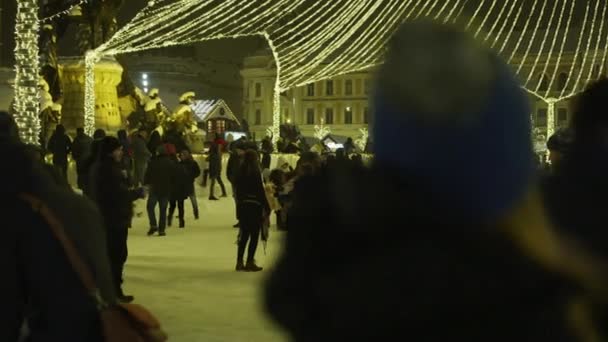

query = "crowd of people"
[[3, 19, 608, 341]]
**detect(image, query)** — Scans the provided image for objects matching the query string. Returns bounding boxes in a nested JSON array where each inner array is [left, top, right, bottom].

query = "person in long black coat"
[[180, 148, 201, 219], [89, 136, 144, 303], [208, 142, 227, 200], [235, 149, 270, 272], [168, 159, 189, 228], [47, 124, 72, 180], [145, 145, 174, 236]]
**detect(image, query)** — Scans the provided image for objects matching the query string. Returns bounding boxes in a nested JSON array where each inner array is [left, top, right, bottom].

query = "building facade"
[[241, 46, 607, 141]]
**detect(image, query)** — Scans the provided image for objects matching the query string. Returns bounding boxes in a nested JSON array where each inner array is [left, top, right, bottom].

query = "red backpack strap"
[[18, 193, 107, 307]]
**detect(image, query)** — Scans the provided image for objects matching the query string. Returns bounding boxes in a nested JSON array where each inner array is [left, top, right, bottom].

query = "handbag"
[[19, 193, 168, 342]]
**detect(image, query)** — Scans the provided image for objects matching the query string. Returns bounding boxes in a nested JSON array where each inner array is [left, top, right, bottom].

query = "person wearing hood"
[[89, 136, 145, 303], [264, 21, 606, 342], [47, 124, 72, 181], [145, 144, 175, 236]]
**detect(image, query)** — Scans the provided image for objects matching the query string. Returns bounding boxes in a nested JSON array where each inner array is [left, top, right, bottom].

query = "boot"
[[209, 196, 219, 200], [167, 216, 172, 227], [147, 227, 158, 236], [179, 219, 185, 228], [235, 260, 246, 272], [159, 231, 166, 236], [117, 289, 134, 303], [245, 260, 263, 272]]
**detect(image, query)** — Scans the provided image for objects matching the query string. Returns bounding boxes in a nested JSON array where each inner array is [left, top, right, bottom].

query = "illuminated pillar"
[[546, 98, 557, 138], [13, 0, 41, 145]]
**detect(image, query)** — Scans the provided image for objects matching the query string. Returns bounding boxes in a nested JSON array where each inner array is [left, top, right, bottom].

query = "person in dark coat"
[[261, 136, 273, 169], [227, 144, 245, 227], [132, 128, 152, 187], [208, 142, 227, 200], [145, 144, 174, 236], [542, 79, 608, 336], [1, 129, 116, 341], [89, 136, 144, 303], [168, 157, 189, 228], [80, 129, 106, 197], [180, 148, 201, 220], [147, 130, 162, 156], [117, 129, 133, 185], [47, 124, 72, 180], [235, 149, 270, 272], [71, 127, 93, 190], [343, 137, 356, 155], [264, 21, 606, 342]]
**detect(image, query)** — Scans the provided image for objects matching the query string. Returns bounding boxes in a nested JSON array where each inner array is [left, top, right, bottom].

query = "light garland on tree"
[[13, 0, 41, 145], [313, 119, 331, 141], [355, 128, 369, 152], [79, 0, 608, 142]]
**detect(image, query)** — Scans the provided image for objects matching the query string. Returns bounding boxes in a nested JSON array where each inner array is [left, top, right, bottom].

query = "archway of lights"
[[77, 0, 608, 140]]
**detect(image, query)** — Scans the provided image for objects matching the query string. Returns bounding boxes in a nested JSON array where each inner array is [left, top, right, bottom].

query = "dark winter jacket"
[[181, 158, 201, 196], [227, 152, 242, 183], [265, 163, 592, 342], [170, 162, 190, 201], [48, 131, 72, 162], [209, 149, 222, 178], [89, 157, 140, 229], [1, 141, 115, 341], [71, 132, 93, 166], [235, 168, 270, 218], [145, 154, 174, 198], [132, 134, 152, 161]]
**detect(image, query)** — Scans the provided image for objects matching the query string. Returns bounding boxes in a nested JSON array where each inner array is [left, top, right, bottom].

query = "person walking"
[[71, 127, 93, 191], [47, 124, 72, 181], [145, 145, 174, 236], [168, 158, 189, 228], [180, 148, 201, 220], [235, 149, 270, 272], [208, 142, 227, 200], [132, 128, 152, 187], [89, 136, 144, 303]]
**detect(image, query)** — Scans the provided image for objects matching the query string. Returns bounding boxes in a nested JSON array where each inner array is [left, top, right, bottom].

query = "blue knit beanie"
[[372, 21, 534, 221]]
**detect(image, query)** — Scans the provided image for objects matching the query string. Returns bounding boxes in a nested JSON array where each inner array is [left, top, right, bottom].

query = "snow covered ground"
[[125, 184, 289, 341]]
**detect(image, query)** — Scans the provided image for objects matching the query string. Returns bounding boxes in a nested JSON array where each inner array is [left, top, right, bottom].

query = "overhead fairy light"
[[13, 0, 41, 145], [80, 0, 608, 142], [40, 0, 88, 23]]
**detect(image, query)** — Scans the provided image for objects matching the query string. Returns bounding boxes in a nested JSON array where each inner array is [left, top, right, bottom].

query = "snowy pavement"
[[125, 184, 288, 341]]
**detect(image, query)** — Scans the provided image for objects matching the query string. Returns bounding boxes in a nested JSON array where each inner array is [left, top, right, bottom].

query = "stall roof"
[[191, 99, 240, 125]]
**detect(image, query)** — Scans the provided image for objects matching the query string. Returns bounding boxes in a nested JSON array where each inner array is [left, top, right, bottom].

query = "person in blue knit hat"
[[264, 21, 605, 342]]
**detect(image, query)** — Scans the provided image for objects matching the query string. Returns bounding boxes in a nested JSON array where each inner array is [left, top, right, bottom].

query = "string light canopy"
[[83, 0, 608, 139]]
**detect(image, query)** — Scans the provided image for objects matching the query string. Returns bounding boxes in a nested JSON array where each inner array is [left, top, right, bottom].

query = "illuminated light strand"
[[474, 0, 498, 38], [517, 0, 549, 77], [498, 0, 524, 53], [491, 0, 519, 48], [308, 0, 405, 84], [582, 0, 607, 89], [597, 5, 608, 77], [558, 1, 591, 99], [564, 0, 598, 98], [41, 0, 87, 23], [544, 0, 576, 96], [527, 0, 561, 90], [282, 0, 382, 77], [483, 0, 512, 42], [508, 0, 540, 64], [79, 0, 608, 143], [13, 0, 41, 145]]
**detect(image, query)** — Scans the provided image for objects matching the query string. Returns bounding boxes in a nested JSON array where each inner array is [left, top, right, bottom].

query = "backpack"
[[19, 193, 168, 342]]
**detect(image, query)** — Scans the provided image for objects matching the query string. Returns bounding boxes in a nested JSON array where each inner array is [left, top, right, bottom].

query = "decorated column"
[[13, 0, 41, 145], [546, 98, 557, 139]]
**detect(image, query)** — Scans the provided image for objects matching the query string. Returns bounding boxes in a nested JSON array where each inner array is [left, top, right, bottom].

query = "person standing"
[[89, 136, 144, 303], [168, 157, 189, 228], [235, 149, 270, 272], [208, 142, 227, 200], [71, 127, 93, 190], [147, 130, 162, 155], [132, 128, 152, 187], [117, 129, 133, 185], [227, 144, 245, 227], [180, 148, 201, 220], [47, 124, 72, 180], [145, 145, 174, 236]]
